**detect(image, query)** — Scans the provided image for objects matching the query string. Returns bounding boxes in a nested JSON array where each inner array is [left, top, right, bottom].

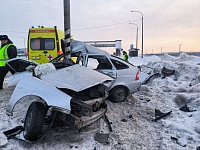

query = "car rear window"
[[30, 38, 55, 50], [110, 59, 129, 70]]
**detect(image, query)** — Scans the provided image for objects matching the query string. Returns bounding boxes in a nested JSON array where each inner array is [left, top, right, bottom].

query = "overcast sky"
[[1, 0, 200, 54]]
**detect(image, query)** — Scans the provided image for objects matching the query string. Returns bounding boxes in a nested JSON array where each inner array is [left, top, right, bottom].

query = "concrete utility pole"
[[63, 0, 71, 60]]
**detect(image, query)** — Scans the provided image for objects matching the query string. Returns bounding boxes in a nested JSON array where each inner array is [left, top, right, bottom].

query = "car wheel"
[[109, 86, 128, 103], [24, 101, 47, 141]]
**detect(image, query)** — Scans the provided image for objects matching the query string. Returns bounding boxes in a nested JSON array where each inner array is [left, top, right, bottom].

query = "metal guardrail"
[[17, 54, 27, 58], [145, 52, 200, 57], [84, 41, 116, 47]]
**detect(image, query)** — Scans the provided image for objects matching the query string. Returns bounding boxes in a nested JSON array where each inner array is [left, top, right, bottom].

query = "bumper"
[[127, 81, 141, 94], [64, 96, 107, 129], [65, 108, 107, 129]]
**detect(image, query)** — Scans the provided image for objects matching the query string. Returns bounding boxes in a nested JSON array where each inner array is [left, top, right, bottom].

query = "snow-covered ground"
[[1, 53, 200, 150]]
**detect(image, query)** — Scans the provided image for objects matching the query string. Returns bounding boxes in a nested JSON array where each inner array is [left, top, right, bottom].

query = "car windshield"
[[49, 52, 82, 65]]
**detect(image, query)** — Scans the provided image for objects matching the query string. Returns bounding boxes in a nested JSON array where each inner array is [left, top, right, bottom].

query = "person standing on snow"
[[0, 35, 17, 90], [122, 51, 129, 62]]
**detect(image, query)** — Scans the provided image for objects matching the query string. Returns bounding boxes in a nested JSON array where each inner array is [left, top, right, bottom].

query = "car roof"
[[71, 40, 110, 55]]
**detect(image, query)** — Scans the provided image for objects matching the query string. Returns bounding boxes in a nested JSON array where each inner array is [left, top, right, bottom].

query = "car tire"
[[109, 86, 128, 103], [23, 101, 47, 141]]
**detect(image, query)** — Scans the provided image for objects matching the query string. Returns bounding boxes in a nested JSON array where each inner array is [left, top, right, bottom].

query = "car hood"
[[41, 64, 113, 92]]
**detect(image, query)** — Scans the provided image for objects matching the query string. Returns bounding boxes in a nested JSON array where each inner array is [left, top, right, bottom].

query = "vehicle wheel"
[[23, 101, 47, 141], [109, 86, 128, 103]]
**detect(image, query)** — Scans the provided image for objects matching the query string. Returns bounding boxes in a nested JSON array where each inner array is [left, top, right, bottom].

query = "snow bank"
[[141, 53, 200, 149]]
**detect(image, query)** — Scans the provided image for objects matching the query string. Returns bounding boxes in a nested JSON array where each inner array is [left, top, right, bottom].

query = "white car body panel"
[[139, 72, 150, 84], [8, 71, 32, 87], [110, 68, 141, 93], [6, 76, 72, 116]]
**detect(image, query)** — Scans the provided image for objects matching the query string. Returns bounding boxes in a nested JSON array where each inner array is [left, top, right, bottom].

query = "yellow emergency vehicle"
[[27, 26, 64, 64]]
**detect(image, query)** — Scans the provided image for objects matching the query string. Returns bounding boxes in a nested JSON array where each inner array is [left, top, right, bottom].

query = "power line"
[[0, 19, 142, 33], [0, 31, 27, 33], [72, 19, 141, 31]]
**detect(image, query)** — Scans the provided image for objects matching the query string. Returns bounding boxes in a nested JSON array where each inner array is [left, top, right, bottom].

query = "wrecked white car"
[[6, 58, 113, 141], [51, 40, 141, 102]]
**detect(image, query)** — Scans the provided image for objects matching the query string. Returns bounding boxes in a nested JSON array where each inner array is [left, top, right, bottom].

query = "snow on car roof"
[[41, 64, 113, 92]]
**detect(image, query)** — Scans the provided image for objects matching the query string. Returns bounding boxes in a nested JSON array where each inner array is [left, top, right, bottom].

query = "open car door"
[[6, 58, 38, 87], [84, 54, 116, 89], [6, 58, 38, 73]]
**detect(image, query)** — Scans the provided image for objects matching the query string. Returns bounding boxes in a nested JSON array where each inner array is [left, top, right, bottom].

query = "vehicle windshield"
[[30, 38, 55, 50]]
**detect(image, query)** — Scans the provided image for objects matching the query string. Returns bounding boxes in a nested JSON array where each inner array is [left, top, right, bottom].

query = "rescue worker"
[[0, 35, 17, 90], [122, 51, 129, 62]]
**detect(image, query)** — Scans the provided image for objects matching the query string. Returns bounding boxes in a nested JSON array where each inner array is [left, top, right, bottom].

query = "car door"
[[6, 58, 38, 73], [29, 38, 57, 64], [6, 58, 39, 87], [84, 54, 117, 89]]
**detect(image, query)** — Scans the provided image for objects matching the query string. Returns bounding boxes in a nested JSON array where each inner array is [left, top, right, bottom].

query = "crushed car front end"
[[53, 87, 108, 129], [6, 64, 113, 141]]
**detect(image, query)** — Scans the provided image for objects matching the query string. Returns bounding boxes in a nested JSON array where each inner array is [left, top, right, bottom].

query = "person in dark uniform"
[[0, 35, 17, 90]]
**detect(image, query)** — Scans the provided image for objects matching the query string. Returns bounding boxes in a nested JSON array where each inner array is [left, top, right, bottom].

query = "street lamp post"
[[23, 37, 26, 48], [129, 23, 138, 49], [131, 11, 144, 58], [179, 44, 181, 53]]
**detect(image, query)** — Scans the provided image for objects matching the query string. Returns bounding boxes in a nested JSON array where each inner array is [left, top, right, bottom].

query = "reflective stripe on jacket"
[[0, 44, 14, 66]]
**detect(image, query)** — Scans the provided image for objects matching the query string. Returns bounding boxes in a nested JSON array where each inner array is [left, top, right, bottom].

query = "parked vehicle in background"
[[17, 48, 27, 58], [27, 26, 64, 64]]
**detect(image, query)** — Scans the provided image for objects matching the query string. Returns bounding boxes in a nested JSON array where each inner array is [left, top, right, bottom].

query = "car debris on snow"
[[152, 109, 172, 122], [179, 104, 196, 112], [94, 132, 110, 144], [0, 132, 8, 147]]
